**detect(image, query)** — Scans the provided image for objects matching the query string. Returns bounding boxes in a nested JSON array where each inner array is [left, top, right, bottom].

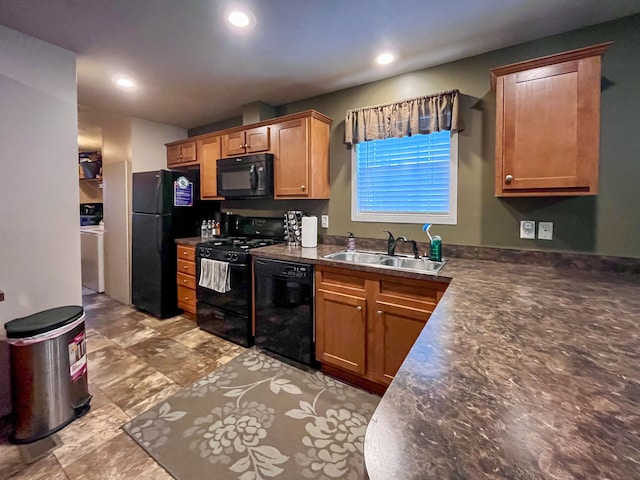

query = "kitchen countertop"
[[175, 236, 204, 246], [251, 244, 640, 479]]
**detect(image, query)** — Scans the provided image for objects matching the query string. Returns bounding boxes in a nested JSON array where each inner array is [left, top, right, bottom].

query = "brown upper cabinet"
[[165, 110, 332, 200], [491, 42, 612, 197], [273, 111, 331, 199], [197, 136, 224, 200], [221, 126, 270, 157], [166, 140, 197, 167]]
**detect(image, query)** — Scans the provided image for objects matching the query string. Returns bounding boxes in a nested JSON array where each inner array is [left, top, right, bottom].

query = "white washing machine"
[[80, 226, 105, 293]]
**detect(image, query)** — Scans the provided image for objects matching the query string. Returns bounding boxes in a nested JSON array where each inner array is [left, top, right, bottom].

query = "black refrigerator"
[[132, 169, 201, 318]]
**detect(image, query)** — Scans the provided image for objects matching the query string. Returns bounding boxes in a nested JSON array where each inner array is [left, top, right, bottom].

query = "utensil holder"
[[284, 210, 303, 246]]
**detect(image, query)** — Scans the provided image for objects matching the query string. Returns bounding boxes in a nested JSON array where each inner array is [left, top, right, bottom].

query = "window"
[[351, 131, 458, 224]]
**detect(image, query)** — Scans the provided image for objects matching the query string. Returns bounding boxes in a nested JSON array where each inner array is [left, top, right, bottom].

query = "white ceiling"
[[2, 0, 639, 147]]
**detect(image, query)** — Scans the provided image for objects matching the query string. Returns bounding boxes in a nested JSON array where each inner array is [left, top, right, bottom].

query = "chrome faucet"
[[387, 234, 420, 258]]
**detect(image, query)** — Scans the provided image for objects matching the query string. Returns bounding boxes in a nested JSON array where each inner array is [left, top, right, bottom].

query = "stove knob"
[[226, 253, 232, 261], [231, 253, 239, 262]]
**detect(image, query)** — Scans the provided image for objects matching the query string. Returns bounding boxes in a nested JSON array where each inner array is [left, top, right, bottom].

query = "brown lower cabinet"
[[176, 244, 196, 319], [315, 265, 448, 392]]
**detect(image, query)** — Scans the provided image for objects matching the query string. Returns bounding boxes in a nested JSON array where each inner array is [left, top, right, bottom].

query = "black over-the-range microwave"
[[216, 153, 274, 198]]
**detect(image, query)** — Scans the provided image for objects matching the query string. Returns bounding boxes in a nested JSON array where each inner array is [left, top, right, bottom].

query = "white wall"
[[102, 117, 132, 305], [100, 116, 186, 305], [0, 25, 80, 416], [131, 118, 186, 173]]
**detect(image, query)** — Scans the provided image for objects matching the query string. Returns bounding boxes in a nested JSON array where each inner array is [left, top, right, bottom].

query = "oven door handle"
[[228, 263, 249, 268]]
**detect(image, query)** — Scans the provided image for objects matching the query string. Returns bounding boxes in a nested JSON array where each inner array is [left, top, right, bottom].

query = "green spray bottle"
[[422, 224, 442, 262]]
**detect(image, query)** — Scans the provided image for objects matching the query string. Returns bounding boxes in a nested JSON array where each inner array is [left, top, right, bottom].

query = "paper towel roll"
[[301, 216, 318, 248]]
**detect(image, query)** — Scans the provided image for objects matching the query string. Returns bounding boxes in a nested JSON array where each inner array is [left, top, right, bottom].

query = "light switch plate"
[[321, 215, 329, 228], [538, 222, 553, 240], [520, 220, 536, 239]]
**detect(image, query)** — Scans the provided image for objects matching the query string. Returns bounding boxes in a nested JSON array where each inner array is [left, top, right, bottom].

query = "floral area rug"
[[123, 349, 380, 480]]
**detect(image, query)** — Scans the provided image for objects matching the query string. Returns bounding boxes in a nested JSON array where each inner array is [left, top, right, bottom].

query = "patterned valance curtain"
[[344, 89, 463, 145]]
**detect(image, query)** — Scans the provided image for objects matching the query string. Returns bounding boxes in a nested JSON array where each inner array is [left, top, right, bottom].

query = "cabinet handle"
[[377, 310, 382, 316], [183, 265, 188, 269], [183, 279, 188, 284], [301, 185, 306, 190], [356, 306, 362, 311], [184, 296, 189, 301], [505, 174, 513, 183]]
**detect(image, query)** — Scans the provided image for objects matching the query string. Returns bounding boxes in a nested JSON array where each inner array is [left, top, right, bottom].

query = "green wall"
[[209, 14, 640, 258]]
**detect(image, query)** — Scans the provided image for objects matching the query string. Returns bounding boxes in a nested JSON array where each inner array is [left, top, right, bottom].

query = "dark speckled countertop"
[[175, 236, 203, 246], [251, 244, 640, 479]]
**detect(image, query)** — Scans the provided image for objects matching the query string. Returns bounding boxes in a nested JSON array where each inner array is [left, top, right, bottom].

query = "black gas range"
[[196, 237, 282, 263], [195, 217, 285, 346]]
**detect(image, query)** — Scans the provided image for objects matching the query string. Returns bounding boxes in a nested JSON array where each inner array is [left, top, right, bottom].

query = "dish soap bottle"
[[430, 235, 442, 262], [423, 223, 442, 261], [347, 232, 356, 252]]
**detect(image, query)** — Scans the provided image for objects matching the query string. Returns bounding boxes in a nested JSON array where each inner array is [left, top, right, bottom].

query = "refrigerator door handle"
[[156, 217, 162, 255], [155, 173, 163, 214]]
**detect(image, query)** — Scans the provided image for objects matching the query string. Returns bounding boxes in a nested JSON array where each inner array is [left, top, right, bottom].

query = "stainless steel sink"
[[323, 251, 384, 264], [323, 250, 447, 275], [377, 256, 446, 273]]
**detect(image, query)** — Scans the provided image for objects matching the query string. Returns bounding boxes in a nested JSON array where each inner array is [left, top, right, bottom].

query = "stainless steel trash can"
[[4, 306, 92, 444]]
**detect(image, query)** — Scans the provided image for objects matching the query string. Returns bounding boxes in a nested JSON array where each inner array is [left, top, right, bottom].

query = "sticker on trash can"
[[68, 331, 87, 381]]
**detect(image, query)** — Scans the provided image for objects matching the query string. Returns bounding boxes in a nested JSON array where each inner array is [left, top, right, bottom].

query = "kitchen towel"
[[301, 215, 318, 248], [198, 258, 231, 293]]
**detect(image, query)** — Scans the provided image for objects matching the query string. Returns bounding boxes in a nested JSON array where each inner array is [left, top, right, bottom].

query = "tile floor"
[[0, 292, 246, 480]]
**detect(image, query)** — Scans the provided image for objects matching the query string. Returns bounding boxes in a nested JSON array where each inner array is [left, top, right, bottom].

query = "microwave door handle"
[[249, 164, 258, 191]]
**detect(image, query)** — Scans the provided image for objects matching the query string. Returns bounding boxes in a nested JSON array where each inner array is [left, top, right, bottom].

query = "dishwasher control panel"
[[280, 265, 309, 278]]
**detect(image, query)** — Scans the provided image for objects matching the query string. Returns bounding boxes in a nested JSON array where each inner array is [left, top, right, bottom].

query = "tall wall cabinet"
[[491, 42, 612, 197]]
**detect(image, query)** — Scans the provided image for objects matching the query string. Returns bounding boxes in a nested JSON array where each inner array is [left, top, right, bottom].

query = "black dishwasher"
[[254, 258, 315, 366]]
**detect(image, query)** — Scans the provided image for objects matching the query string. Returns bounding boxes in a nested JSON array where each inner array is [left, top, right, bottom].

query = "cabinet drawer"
[[378, 278, 444, 312], [177, 272, 196, 289], [178, 259, 196, 276], [178, 302, 196, 314], [317, 267, 366, 293], [177, 245, 195, 261], [178, 285, 196, 308]]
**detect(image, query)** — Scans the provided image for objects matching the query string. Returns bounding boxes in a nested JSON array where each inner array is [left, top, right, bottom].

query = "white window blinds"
[[355, 131, 453, 217]]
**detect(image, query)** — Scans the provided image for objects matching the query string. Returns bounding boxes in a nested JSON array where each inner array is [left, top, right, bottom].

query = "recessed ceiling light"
[[114, 77, 136, 89], [376, 52, 395, 65], [228, 10, 250, 27]]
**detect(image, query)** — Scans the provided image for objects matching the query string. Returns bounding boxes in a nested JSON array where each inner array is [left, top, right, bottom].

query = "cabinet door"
[[167, 144, 182, 167], [316, 289, 367, 375], [273, 118, 310, 197], [373, 301, 430, 385], [223, 131, 247, 156], [180, 141, 197, 163], [245, 126, 270, 153], [498, 57, 599, 194], [198, 136, 224, 199]]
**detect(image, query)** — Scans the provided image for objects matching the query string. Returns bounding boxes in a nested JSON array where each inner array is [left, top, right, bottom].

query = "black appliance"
[[132, 169, 203, 318], [216, 153, 274, 198], [254, 258, 315, 366], [79, 203, 103, 226], [196, 216, 284, 346]]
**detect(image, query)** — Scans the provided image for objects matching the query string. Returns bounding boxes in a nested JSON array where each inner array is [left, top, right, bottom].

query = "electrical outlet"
[[321, 215, 329, 228], [538, 222, 553, 240], [520, 220, 536, 239]]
